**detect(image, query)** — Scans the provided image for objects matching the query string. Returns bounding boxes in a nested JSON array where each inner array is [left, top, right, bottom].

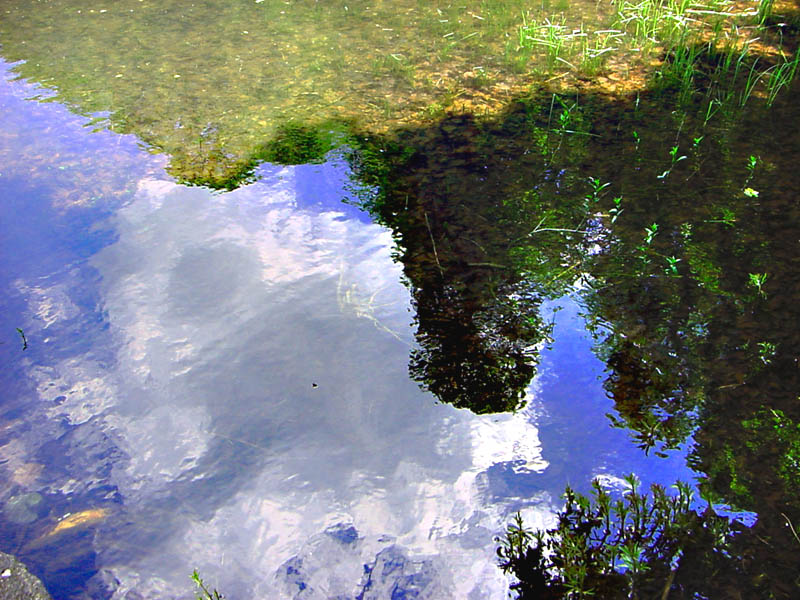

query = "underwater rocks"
[[276, 523, 445, 599], [0, 551, 52, 600], [3, 492, 43, 524], [357, 545, 440, 600]]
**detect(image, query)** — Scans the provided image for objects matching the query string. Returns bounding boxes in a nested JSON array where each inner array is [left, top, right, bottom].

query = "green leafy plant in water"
[[765, 49, 800, 107], [518, 16, 572, 71], [744, 153, 758, 184], [497, 475, 737, 599], [664, 255, 681, 277], [258, 122, 344, 165], [705, 206, 737, 227], [586, 177, 610, 205], [757, 0, 775, 26], [757, 340, 776, 364], [739, 153, 762, 197], [657, 145, 687, 180], [748, 272, 768, 298], [608, 196, 624, 224], [381, 53, 417, 86], [703, 97, 722, 127], [710, 407, 800, 510], [654, 37, 701, 104], [743, 187, 759, 198], [549, 95, 577, 134], [579, 28, 624, 76], [191, 570, 224, 600], [742, 408, 800, 496], [636, 222, 658, 262], [534, 95, 591, 161]]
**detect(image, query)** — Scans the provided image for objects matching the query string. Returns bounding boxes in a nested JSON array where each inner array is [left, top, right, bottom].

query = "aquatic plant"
[[701, 405, 800, 517], [748, 272, 768, 298], [497, 475, 738, 599], [579, 30, 623, 76], [518, 16, 572, 71], [657, 144, 687, 179], [613, 0, 691, 50], [257, 122, 343, 166], [765, 48, 800, 106], [757, 0, 776, 26], [653, 37, 701, 104], [191, 570, 224, 600], [608, 195, 624, 224]]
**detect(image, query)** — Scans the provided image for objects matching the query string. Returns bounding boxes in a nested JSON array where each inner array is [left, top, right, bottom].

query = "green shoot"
[[748, 272, 768, 298], [191, 570, 224, 600]]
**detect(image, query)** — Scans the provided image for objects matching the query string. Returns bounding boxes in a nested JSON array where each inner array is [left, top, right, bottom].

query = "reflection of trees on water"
[[349, 76, 800, 595], [575, 85, 800, 597], [348, 107, 591, 412]]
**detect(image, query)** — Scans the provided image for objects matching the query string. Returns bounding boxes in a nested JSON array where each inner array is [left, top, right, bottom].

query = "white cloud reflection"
[[22, 167, 552, 598]]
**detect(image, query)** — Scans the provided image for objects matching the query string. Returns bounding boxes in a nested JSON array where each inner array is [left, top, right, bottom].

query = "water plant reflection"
[[498, 476, 746, 599]]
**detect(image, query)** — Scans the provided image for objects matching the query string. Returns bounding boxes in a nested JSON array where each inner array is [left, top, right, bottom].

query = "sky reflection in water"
[[0, 63, 691, 599]]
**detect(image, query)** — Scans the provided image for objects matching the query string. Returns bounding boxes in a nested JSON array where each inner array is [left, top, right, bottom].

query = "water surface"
[[2, 1, 800, 598], [0, 63, 693, 598]]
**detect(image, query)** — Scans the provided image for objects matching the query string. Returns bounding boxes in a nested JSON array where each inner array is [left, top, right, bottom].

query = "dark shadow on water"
[[345, 105, 594, 413], [339, 40, 800, 594]]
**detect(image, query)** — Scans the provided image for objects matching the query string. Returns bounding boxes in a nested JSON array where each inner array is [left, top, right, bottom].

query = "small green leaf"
[[743, 187, 759, 198]]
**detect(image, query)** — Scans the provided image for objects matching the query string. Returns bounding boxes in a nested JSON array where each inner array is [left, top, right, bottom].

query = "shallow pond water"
[[0, 63, 695, 598], [2, 1, 800, 598]]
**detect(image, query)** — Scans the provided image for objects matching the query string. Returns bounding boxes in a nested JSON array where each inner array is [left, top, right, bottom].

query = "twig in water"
[[16, 328, 27, 351], [424, 211, 445, 277], [527, 216, 590, 237], [782, 512, 800, 546], [467, 262, 507, 269], [661, 569, 676, 600]]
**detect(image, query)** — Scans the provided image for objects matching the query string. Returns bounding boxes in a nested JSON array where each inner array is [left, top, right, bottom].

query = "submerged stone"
[[0, 551, 52, 600], [4, 492, 43, 524]]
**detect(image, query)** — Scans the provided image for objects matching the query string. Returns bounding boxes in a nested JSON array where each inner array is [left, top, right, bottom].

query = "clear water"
[[0, 62, 691, 598], [2, 0, 800, 597]]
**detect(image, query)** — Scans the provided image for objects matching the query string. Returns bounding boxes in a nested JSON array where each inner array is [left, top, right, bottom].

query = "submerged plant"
[[745, 154, 758, 180], [657, 145, 687, 179], [644, 222, 658, 244], [608, 196, 624, 224], [586, 177, 610, 204], [765, 49, 800, 106], [748, 272, 768, 298], [665, 254, 681, 276], [757, 340, 777, 364], [757, 0, 775, 26]]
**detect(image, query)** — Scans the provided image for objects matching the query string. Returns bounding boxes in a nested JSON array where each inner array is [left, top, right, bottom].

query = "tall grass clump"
[[518, 15, 576, 71], [757, 0, 775, 25], [765, 49, 800, 105]]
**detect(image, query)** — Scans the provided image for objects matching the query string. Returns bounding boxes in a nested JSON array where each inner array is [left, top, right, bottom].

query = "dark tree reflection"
[[348, 106, 592, 412], [573, 70, 800, 597], [347, 54, 800, 596]]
